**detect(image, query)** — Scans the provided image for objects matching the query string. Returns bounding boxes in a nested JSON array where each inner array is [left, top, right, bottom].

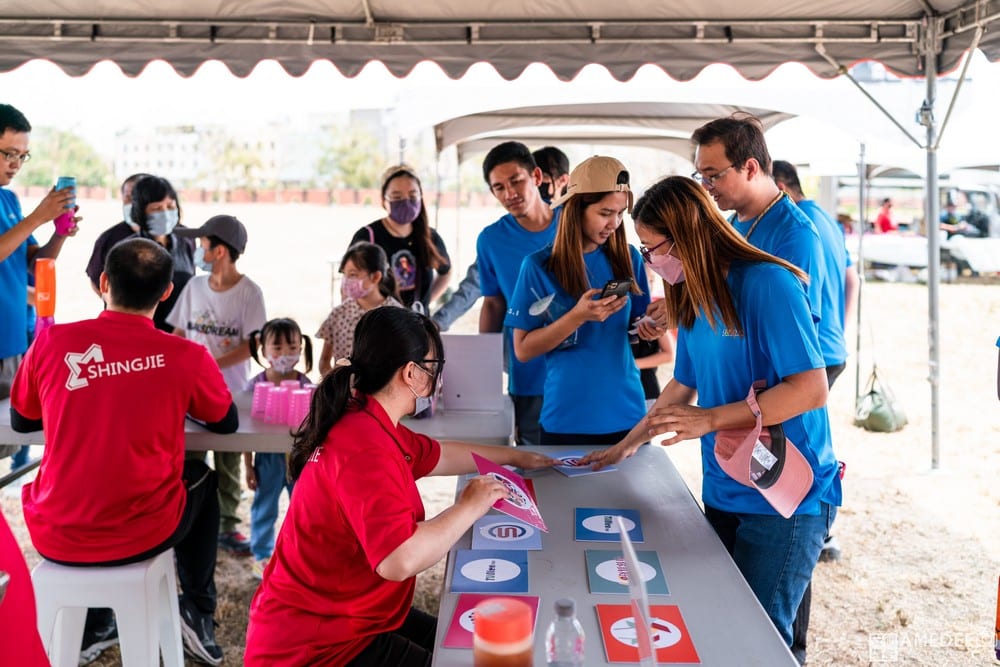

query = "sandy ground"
[[2, 198, 999, 666]]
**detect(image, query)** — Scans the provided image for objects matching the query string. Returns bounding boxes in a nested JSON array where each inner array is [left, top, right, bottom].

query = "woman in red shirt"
[[245, 307, 555, 666]]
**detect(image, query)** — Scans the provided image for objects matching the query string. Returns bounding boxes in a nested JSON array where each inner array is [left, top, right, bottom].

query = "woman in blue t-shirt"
[[504, 156, 650, 445], [584, 176, 840, 650]]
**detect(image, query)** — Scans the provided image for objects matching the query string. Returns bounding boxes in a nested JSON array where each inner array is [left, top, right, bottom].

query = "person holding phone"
[[505, 156, 650, 445]]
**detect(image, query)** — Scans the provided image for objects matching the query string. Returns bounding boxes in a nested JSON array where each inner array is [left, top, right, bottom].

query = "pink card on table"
[[471, 453, 548, 532]]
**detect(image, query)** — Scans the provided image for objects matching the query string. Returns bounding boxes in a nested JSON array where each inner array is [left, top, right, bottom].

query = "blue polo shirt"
[[505, 244, 649, 435], [731, 194, 825, 324], [0, 188, 35, 358], [798, 199, 849, 366], [673, 260, 841, 516], [477, 208, 560, 396]]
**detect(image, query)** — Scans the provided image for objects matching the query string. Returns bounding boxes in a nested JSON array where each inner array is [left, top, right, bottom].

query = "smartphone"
[[600, 278, 633, 299]]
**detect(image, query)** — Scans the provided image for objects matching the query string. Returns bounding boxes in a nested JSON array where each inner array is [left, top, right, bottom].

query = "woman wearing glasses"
[[505, 156, 651, 445], [245, 307, 555, 666], [582, 176, 839, 653], [350, 164, 451, 312]]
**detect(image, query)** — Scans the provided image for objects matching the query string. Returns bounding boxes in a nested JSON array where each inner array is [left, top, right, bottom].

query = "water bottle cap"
[[473, 597, 533, 643], [555, 598, 576, 617]]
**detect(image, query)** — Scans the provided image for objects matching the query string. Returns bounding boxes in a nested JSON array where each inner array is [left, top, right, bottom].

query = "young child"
[[316, 242, 402, 376], [167, 214, 267, 556], [244, 317, 314, 579]]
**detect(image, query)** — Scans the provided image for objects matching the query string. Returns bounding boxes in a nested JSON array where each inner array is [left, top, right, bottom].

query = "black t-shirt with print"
[[351, 219, 451, 309]]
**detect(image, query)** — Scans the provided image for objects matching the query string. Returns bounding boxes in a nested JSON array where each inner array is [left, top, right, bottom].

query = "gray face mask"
[[123, 204, 139, 232], [145, 208, 179, 236]]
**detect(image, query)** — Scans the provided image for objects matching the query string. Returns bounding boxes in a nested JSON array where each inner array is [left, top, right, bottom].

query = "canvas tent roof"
[[434, 102, 795, 163], [1, 1, 999, 80]]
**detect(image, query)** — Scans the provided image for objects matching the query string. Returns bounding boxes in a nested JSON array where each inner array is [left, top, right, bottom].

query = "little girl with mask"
[[316, 242, 403, 376], [244, 317, 314, 579]]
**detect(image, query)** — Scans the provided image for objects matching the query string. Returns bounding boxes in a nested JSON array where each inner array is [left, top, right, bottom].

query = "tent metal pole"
[[854, 143, 866, 408], [921, 31, 941, 470]]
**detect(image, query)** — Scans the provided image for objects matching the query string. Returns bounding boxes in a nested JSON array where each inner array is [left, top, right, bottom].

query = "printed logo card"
[[553, 450, 618, 477], [442, 593, 540, 649], [574, 508, 644, 543], [450, 549, 530, 593], [595, 604, 701, 664], [585, 550, 670, 595], [472, 453, 548, 532], [472, 516, 543, 550]]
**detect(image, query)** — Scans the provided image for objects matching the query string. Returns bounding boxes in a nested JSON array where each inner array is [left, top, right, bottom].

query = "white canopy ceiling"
[[1, 1, 998, 79], [434, 102, 795, 163]]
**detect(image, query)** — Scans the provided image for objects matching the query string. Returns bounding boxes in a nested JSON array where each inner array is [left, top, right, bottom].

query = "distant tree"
[[316, 126, 381, 189], [17, 128, 112, 188], [201, 129, 266, 192]]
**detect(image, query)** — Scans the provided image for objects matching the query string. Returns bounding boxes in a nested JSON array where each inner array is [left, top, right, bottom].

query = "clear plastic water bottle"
[[545, 598, 585, 666]]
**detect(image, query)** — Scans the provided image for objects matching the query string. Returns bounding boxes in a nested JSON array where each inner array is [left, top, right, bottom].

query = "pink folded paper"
[[471, 453, 547, 532]]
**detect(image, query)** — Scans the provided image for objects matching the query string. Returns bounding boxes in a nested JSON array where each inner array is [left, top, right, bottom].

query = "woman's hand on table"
[[509, 449, 559, 470], [579, 440, 643, 471]]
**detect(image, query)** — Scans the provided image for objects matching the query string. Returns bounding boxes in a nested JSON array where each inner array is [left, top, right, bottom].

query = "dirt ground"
[[2, 199, 998, 665]]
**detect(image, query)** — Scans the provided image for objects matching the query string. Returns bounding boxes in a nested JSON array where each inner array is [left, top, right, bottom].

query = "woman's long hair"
[[339, 241, 399, 300], [382, 168, 447, 271], [632, 176, 806, 334], [547, 192, 640, 298], [288, 307, 443, 479]]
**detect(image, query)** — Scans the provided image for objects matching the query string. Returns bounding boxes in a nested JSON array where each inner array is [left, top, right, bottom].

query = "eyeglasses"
[[0, 149, 30, 165], [691, 164, 733, 186], [414, 359, 445, 374], [385, 195, 421, 203], [640, 239, 671, 263]]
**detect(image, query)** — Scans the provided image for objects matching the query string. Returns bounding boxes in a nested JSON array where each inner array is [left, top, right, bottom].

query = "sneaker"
[[251, 557, 269, 581], [218, 529, 252, 556], [79, 618, 119, 666], [178, 597, 223, 666], [819, 534, 842, 563]]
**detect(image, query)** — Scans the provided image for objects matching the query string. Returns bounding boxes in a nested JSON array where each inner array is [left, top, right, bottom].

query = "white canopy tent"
[[4, 0, 1000, 467], [433, 102, 795, 164]]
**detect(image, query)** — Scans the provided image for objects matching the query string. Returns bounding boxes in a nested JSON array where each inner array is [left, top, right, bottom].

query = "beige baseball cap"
[[550, 155, 633, 212]]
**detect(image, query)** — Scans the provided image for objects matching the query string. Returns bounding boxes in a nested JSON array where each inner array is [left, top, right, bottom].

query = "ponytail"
[[289, 365, 356, 479]]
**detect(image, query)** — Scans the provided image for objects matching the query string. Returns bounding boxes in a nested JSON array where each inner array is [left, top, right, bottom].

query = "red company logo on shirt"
[[64, 344, 167, 391]]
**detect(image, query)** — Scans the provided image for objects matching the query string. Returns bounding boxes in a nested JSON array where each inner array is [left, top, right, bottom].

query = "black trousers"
[[346, 607, 437, 667], [790, 361, 846, 663], [45, 459, 220, 629]]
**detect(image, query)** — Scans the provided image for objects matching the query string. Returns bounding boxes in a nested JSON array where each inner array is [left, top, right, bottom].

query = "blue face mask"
[[196, 252, 213, 273], [123, 204, 139, 232], [145, 209, 179, 236]]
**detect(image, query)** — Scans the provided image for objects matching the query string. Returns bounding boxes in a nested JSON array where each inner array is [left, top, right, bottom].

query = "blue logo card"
[[471, 515, 543, 550], [574, 508, 644, 543], [451, 549, 530, 593]]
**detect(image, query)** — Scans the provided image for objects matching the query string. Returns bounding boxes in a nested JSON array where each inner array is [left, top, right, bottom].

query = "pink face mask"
[[344, 276, 373, 300], [646, 243, 685, 285]]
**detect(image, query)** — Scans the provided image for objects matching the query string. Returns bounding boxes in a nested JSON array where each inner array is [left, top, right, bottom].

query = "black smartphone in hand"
[[600, 278, 633, 299]]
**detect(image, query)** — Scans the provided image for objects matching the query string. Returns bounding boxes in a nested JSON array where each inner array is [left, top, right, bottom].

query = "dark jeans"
[[706, 503, 834, 651], [539, 426, 631, 446], [346, 607, 436, 667], [790, 361, 847, 663], [45, 459, 220, 624], [510, 394, 543, 446]]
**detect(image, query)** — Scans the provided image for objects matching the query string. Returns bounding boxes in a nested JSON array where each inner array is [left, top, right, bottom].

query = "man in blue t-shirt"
[[431, 146, 569, 332], [476, 142, 561, 446], [691, 115, 832, 666], [0, 104, 79, 460]]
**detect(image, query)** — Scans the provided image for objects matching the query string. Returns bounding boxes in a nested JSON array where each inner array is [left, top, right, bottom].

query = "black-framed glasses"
[[691, 164, 733, 186], [0, 149, 30, 165], [414, 359, 445, 374], [640, 239, 671, 264]]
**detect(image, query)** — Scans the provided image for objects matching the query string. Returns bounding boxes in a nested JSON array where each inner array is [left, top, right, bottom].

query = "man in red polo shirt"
[[10, 237, 238, 666]]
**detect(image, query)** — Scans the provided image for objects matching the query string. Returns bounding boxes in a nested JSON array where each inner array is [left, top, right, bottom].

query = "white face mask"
[[268, 354, 300, 374], [123, 204, 139, 232], [408, 362, 438, 415]]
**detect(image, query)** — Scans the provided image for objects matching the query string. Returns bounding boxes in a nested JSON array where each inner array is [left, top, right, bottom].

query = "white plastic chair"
[[31, 548, 183, 667]]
